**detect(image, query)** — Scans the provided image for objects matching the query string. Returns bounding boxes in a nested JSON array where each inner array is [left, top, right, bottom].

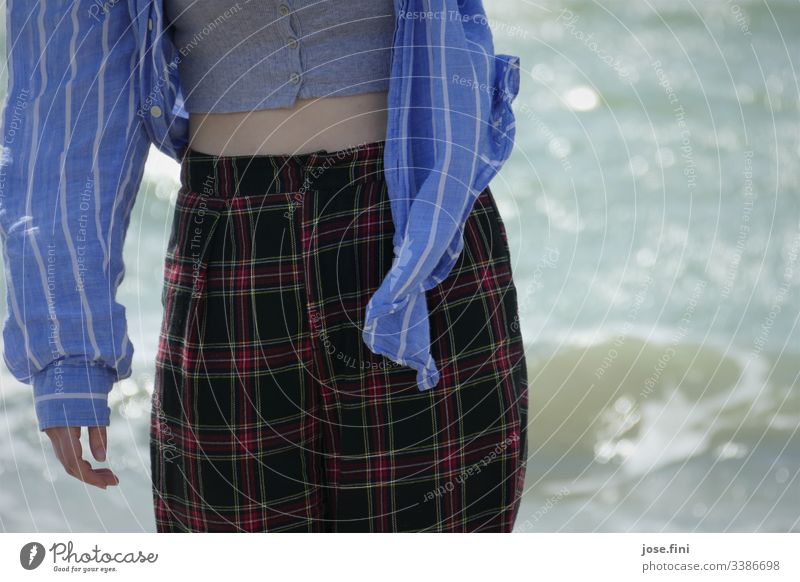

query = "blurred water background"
[[1, 0, 798, 532]]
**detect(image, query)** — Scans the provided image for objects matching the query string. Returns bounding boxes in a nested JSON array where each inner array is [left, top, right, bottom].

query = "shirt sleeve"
[[362, 0, 519, 391], [0, 0, 151, 431]]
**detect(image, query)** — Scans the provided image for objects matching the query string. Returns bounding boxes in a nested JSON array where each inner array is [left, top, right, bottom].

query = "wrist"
[[32, 359, 116, 431]]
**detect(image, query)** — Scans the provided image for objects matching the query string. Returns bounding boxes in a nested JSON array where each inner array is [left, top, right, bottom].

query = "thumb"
[[88, 426, 108, 462]]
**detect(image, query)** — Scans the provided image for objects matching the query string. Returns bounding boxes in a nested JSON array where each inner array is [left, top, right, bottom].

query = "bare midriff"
[[185, 91, 389, 156]]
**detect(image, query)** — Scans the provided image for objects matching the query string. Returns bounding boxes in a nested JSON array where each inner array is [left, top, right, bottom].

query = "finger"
[[45, 427, 70, 468], [58, 426, 83, 468], [71, 457, 116, 489], [88, 426, 107, 462], [48, 427, 81, 469], [93, 468, 119, 479], [47, 427, 118, 488], [58, 429, 118, 489], [90, 467, 120, 486]]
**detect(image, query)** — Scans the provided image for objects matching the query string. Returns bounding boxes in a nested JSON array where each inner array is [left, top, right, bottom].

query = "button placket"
[[279, 2, 303, 92]]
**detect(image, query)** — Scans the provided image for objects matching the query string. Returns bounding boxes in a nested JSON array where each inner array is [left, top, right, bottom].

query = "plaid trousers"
[[150, 140, 529, 532]]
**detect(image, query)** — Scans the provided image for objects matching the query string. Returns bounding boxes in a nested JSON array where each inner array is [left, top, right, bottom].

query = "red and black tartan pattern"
[[150, 140, 529, 532]]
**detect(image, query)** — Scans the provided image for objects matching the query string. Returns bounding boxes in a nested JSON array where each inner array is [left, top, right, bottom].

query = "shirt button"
[[287, 37, 298, 49], [149, 105, 163, 118], [147, 17, 153, 31], [278, 4, 290, 16], [289, 72, 301, 84]]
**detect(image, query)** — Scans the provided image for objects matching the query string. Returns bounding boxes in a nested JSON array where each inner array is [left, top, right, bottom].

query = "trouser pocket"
[[159, 187, 227, 366]]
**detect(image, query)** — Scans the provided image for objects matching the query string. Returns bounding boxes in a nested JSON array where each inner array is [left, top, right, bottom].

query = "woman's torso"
[[163, 0, 394, 156], [185, 92, 389, 156]]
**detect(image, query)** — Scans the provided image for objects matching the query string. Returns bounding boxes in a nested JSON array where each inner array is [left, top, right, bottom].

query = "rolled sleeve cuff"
[[32, 361, 116, 431]]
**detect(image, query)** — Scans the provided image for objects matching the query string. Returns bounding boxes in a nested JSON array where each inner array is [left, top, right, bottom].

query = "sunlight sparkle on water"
[[564, 86, 599, 111]]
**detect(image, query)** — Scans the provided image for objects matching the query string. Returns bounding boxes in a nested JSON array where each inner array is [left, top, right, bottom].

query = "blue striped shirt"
[[0, 0, 520, 431]]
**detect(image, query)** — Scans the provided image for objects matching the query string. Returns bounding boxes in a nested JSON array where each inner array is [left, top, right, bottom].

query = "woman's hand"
[[43, 426, 120, 489]]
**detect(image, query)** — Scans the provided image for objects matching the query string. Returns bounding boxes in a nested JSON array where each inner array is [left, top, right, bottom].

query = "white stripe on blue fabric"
[[35, 392, 108, 402]]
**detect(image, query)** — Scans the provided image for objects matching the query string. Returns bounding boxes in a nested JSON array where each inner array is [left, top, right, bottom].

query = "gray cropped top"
[[163, 0, 395, 113]]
